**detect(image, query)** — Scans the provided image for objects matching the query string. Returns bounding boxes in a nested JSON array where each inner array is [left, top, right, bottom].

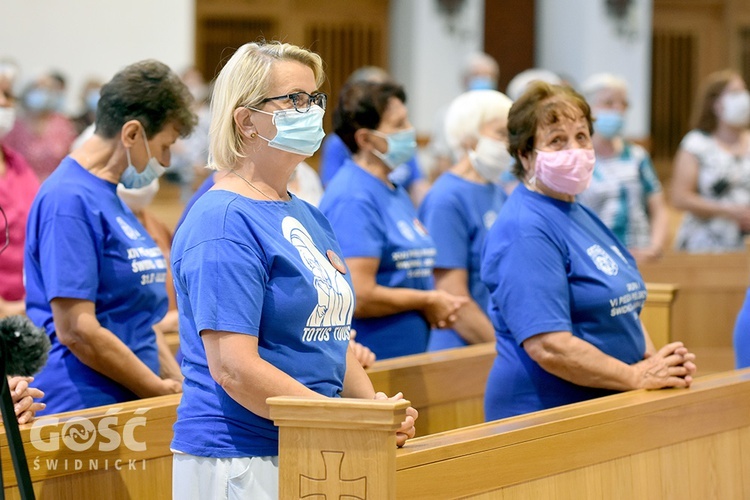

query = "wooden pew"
[[639, 251, 747, 349], [2, 283, 676, 497], [639, 251, 747, 373], [1, 394, 181, 499], [270, 368, 750, 499]]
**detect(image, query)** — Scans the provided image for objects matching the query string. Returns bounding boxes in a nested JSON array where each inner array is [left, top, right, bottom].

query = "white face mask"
[[468, 136, 514, 183], [117, 178, 160, 213], [720, 90, 750, 127], [0, 107, 16, 139]]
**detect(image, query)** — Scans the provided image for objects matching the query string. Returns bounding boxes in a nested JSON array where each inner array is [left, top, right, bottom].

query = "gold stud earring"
[[250, 132, 257, 139]]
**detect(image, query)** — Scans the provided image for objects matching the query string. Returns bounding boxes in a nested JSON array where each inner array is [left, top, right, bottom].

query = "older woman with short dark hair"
[[25, 59, 196, 415], [480, 82, 696, 420]]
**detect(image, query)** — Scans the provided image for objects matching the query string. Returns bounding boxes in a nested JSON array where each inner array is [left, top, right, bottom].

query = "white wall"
[[536, 0, 653, 137], [389, 0, 486, 135], [0, 0, 195, 115]]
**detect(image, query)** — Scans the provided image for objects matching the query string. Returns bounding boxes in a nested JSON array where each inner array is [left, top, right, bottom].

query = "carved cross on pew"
[[299, 451, 367, 499]]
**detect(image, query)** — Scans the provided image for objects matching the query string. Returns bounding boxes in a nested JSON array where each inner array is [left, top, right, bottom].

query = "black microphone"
[[0, 315, 50, 376]]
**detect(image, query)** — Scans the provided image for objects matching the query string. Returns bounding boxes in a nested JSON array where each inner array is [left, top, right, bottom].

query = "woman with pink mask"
[[481, 82, 697, 420], [672, 70, 750, 252]]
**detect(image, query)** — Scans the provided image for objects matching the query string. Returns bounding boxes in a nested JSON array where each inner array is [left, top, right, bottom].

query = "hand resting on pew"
[[7, 376, 44, 424], [523, 333, 697, 391], [374, 391, 418, 447]]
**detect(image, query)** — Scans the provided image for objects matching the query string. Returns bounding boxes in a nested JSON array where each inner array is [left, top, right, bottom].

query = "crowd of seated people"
[[4, 43, 750, 443]]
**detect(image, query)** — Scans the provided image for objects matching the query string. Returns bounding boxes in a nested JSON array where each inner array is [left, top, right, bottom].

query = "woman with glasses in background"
[[170, 42, 416, 499]]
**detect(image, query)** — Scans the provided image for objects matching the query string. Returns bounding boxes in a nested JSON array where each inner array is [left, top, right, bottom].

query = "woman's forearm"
[[65, 325, 172, 397], [524, 332, 637, 391], [154, 327, 183, 382], [341, 347, 376, 398], [448, 299, 495, 344], [213, 354, 324, 419], [354, 284, 430, 318]]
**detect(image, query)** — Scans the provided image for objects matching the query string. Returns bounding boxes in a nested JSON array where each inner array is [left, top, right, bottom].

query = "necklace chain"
[[231, 170, 287, 201]]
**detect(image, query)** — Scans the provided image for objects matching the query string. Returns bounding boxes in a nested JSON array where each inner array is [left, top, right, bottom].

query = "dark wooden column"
[[483, 0, 536, 94]]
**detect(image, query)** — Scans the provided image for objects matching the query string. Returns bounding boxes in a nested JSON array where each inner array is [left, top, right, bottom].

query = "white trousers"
[[172, 453, 279, 500]]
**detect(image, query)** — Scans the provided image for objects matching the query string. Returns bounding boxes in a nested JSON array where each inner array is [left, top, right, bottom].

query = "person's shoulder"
[[679, 129, 712, 155], [34, 158, 101, 207], [185, 189, 241, 223], [321, 164, 375, 206], [622, 141, 650, 160], [494, 186, 559, 235], [175, 190, 257, 248], [421, 173, 466, 208]]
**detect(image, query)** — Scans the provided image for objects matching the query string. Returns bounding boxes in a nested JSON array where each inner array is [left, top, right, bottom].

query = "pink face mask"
[[533, 148, 596, 195]]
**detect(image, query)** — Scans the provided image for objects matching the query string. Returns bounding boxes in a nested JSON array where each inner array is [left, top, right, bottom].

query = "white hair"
[[463, 52, 500, 79], [506, 68, 562, 101], [444, 90, 513, 158], [580, 73, 629, 105]]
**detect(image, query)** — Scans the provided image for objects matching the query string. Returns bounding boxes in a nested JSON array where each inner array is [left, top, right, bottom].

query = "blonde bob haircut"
[[208, 41, 325, 171], [444, 89, 513, 159]]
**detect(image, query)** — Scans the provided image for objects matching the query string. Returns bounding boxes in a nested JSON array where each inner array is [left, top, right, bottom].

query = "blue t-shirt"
[[25, 157, 168, 414], [419, 173, 506, 350], [481, 185, 647, 420], [319, 133, 422, 189], [171, 190, 353, 458], [319, 160, 436, 359]]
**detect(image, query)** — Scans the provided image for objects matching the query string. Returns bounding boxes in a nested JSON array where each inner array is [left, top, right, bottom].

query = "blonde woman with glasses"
[[170, 42, 417, 499]]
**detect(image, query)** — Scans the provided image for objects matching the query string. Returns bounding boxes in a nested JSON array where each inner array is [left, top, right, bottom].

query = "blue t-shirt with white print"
[[481, 184, 647, 420], [25, 157, 168, 414], [319, 159, 436, 359], [419, 172, 506, 350], [171, 190, 353, 457]]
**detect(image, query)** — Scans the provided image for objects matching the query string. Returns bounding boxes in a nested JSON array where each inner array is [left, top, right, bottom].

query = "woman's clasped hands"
[[632, 341, 697, 390]]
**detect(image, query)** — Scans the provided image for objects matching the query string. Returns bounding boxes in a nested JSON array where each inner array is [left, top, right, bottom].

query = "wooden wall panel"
[[305, 23, 385, 132], [741, 26, 750, 87], [197, 17, 277, 78], [194, 0, 389, 170], [652, 0, 750, 185], [650, 31, 696, 174], [483, 0, 535, 93]]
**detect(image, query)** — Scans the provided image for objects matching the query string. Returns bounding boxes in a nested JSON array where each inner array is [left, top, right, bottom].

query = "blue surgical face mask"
[[251, 105, 326, 157], [121, 125, 166, 189], [370, 128, 417, 170], [467, 76, 497, 91], [86, 90, 100, 114], [25, 88, 55, 112], [593, 110, 625, 139]]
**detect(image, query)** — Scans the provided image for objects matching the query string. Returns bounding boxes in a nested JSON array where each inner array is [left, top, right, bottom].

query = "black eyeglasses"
[[259, 92, 327, 113]]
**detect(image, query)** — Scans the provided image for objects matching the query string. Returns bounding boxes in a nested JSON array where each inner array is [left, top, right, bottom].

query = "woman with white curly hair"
[[419, 89, 514, 351]]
